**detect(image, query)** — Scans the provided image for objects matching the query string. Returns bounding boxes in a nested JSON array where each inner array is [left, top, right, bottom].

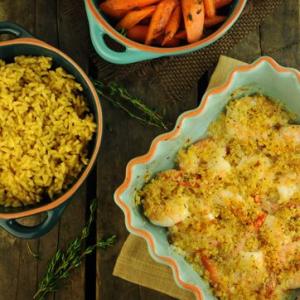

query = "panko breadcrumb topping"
[[139, 95, 300, 300]]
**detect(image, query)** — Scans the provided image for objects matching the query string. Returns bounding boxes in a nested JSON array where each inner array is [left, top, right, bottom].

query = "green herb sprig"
[[26, 242, 40, 260], [34, 199, 116, 300], [93, 79, 168, 130]]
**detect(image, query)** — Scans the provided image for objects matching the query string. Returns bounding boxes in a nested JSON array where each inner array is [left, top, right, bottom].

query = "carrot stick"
[[203, 0, 216, 18], [145, 0, 178, 45], [215, 0, 233, 9], [99, 1, 127, 19], [105, 0, 162, 11], [127, 25, 149, 42], [182, 0, 205, 43], [175, 30, 187, 39], [127, 25, 180, 47], [162, 6, 181, 45], [116, 6, 156, 30], [204, 15, 226, 28]]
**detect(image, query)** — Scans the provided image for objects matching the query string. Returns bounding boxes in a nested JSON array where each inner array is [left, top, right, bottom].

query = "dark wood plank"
[[0, 2, 38, 300], [260, 0, 299, 56], [228, 29, 262, 62], [54, 0, 93, 299], [57, 0, 91, 67], [259, 0, 300, 69], [0, 1, 91, 300], [34, 3, 60, 300], [95, 96, 142, 300], [95, 70, 198, 300]]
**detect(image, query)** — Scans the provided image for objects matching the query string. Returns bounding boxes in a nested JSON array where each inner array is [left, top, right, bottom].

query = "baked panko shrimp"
[[137, 94, 300, 300]]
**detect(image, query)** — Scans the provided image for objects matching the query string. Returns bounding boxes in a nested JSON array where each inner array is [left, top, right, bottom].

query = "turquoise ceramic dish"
[[114, 57, 300, 299], [0, 22, 103, 239], [84, 0, 247, 64]]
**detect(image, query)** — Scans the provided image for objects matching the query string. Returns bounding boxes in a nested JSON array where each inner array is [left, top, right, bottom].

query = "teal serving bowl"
[[0, 22, 103, 239], [84, 0, 247, 64], [114, 57, 300, 299]]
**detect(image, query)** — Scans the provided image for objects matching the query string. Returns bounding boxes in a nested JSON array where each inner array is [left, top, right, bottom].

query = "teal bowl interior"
[[85, 0, 244, 64], [115, 58, 300, 299], [0, 42, 101, 215]]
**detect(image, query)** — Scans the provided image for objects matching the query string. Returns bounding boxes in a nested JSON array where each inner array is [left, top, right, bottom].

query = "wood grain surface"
[[0, 0, 299, 300]]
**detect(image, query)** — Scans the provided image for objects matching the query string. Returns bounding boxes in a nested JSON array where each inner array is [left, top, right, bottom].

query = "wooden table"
[[0, 1, 299, 299]]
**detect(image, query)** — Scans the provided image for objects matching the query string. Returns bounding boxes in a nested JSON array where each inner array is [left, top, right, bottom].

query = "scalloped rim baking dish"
[[114, 57, 300, 299]]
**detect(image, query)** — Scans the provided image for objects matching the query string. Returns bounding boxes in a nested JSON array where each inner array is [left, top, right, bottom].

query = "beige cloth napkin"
[[113, 56, 247, 300]]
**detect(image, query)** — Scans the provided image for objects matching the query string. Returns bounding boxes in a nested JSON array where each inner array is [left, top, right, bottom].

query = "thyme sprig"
[[93, 79, 168, 130], [34, 199, 116, 300], [26, 242, 40, 260]]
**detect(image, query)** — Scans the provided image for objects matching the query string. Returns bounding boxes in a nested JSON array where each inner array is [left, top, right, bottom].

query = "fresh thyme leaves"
[[34, 199, 116, 300], [118, 27, 127, 36], [26, 242, 40, 260], [93, 79, 168, 130]]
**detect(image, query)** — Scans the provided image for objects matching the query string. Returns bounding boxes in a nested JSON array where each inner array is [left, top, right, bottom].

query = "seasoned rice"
[[0, 56, 96, 207]]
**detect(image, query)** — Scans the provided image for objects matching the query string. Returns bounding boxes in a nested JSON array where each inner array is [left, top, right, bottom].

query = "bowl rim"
[[86, 0, 248, 54], [0, 37, 103, 220], [114, 56, 300, 299]]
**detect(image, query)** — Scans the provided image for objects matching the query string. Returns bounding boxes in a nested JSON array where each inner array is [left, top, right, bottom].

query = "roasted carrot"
[[175, 30, 187, 39], [128, 31, 183, 47], [182, 0, 205, 43], [99, 1, 127, 19], [105, 0, 161, 11], [204, 15, 226, 28], [162, 5, 181, 45], [127, 25, 149, 42], [215, 0, 233, 9], [200, 255, 219, 284], [116, 6, 156, 30], [203, 0, 216, 18], [145, 0, 178, 45], [253, 212, 267, 231]]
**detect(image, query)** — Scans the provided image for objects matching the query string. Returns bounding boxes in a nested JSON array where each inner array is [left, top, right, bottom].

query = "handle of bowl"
[[90, 22, 161, 64], [0, 202, 67, 239], [0, 21, 33, 38]]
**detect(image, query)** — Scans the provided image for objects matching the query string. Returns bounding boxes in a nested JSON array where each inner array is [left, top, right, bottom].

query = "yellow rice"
[[139, 95, 300, 300], [0, 56, 96, 207]]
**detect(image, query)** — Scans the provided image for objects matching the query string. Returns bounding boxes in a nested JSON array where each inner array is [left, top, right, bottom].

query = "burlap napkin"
[[113, 55, 247, 300]]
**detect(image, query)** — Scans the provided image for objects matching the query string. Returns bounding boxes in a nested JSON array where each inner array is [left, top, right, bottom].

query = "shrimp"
[[283, 271, 300, 290], [261, 215, 289, 245], [279, 125, 300, 146], [239, 251, 266, 274], [178, 138, 231, 178], [225, 96, 292, 144], [142, 170, 190, 227], [146, 197, 189, 227], [237, 154, 274, 181], [277, 173, 299, 203], [279, 240, 300, 267], [262, 215, 299, 278]]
